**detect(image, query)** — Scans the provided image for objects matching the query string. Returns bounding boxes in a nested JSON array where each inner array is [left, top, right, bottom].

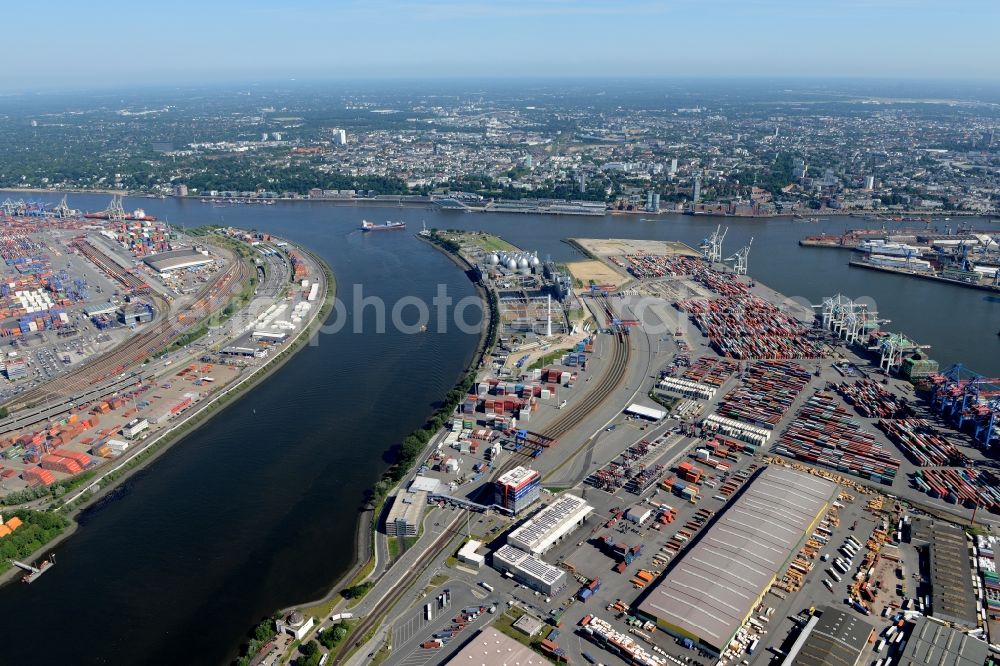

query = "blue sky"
[[5, 0, 998, 89]]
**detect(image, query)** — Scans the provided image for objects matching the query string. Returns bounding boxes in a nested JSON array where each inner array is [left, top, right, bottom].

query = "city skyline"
[[4, 0, 999, 90]]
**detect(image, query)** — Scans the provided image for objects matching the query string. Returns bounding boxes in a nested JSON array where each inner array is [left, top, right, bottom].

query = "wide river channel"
[[0, 193, 997, 664]]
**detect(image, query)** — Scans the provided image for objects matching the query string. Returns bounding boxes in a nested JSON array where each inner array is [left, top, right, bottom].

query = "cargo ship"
[[360, 219, 406, 232], [84, 209, 157, 222], [849, 257, 1000, 292]]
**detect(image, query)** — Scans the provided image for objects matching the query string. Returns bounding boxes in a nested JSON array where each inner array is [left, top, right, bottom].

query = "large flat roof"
[[912, 519, 978, 627], [899, 617, 989, 666], [385, 490, 426, 528], [637, 465, 836, 651], [794, 606, 873, 666], [507, 494, 592, 555], [446, 626, 546, 665], [144, 248, 214, 272]]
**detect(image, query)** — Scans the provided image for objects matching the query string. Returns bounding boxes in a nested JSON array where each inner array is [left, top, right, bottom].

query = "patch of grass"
[[492, 608, 553, 651], [430, 573, 450, 587], [476, 234, 518, 253], [528, 347, 573, 371], [303, 594, 344, 622]]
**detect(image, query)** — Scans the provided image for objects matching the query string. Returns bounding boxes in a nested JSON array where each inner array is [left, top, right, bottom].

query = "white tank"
[[529, 255, 541, 267], [518, 257, 530, 269], [489, 254, 500, 265], [506, 258, 518, 270]]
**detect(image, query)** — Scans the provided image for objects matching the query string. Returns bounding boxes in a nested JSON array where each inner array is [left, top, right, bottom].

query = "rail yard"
[[0, 204, 327, 506], [314, 232, 1000, 666]]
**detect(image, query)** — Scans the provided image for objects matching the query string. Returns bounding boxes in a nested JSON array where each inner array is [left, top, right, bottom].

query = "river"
[[0, 193, 997, 664]]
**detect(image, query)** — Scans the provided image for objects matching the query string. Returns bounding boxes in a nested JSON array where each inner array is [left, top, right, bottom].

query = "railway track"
[[330, 511, 467, 665], [4, 258, 250, 411], [493, 295, 632, 478], [331, 297, 632, 664]]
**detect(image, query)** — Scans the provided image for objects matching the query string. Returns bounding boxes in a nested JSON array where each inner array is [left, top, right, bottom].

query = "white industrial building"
[[275, 611, 314, 641], [143, 248, 215, 273], [625, 504, 653, 525], [491, 544, 566, 596], [120, 418, 149, 440], [625, 403, 667, 421], [385, 490, 426, 537], [506, 494, 593, 556], [457, 539, 485, 569]]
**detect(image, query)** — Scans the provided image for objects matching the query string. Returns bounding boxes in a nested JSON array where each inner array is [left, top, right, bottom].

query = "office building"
[[385, 490, 427, 537], [332, 128, 347, 145], [495, 466, 540, 515], [645, 191, 660, 213]]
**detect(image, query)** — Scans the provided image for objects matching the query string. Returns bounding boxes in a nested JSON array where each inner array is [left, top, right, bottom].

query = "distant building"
[[692, 176, 701, 203], [385, 490, 427, 537], [864, 175, 875, 191], [120, 304, 153, 326], [332, 128, 347, 145], [173, 183, 188, 197], [144, 248, 214, 273], [645, 191, 660, 213], [3, 357, 28, 381], [495, 466, 540, 515], [669, 158, 678, 175]]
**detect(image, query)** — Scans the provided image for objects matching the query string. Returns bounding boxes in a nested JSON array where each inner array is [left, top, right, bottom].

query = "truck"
[[479, 581, 494, 593]]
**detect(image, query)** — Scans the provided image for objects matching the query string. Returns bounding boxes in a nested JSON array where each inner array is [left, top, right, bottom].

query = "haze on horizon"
[[5, 0, 1000, 92]]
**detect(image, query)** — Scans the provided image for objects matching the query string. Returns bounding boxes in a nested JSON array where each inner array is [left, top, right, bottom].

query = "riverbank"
[[269, 231, 496, 665], [0, 236, 336, 588]]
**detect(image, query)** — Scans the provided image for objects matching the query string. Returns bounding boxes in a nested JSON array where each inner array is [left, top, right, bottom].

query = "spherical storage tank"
[[517, 257, 530, 269], [489, 253, 500, 265], [506, 258, 518, 270]]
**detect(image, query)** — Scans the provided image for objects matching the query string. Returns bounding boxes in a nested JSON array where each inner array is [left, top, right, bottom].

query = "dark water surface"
[[0, 192, 996, 664]]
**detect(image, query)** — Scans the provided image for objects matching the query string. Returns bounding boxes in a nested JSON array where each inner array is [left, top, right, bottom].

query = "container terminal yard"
[[0, 201, 327, 540], [279, 230, 1000, 666]]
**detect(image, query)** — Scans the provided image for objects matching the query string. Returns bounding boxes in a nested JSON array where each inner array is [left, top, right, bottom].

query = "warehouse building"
[[494, 466, 540, 515], [144, 248, 214, 273], [446, 626, 544, 665], [385, 490, 426, 537], [911, 519, 978, 627], [492, 544, 566, 595], [781, 606, 873, 666], [637, 466, 836, 654], [506, 493, 593, 556], [898, 617, 988, 666]]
